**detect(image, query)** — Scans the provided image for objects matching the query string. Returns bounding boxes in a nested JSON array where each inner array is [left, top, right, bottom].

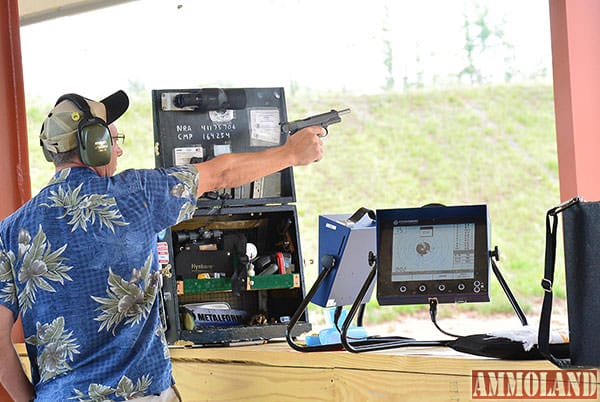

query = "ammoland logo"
[[472, 370, 598, 399]]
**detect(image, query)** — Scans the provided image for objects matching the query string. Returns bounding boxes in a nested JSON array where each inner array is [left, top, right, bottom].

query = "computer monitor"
[[376, 204, 490, 305]]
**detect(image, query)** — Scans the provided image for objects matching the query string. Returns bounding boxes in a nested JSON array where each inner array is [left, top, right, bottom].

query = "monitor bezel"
[[376, 204, 490, 305]]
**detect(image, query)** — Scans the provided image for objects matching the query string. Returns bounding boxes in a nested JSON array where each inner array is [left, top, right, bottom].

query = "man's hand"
[[284, 126, 325, 166]]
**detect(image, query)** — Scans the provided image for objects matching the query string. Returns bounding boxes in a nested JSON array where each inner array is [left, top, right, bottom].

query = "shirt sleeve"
[[130, 165, 200, 233], [0, 240, 18, 319]]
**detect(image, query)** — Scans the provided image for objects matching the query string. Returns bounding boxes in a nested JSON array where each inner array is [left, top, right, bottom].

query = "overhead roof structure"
[[19, 0, 137, 26]]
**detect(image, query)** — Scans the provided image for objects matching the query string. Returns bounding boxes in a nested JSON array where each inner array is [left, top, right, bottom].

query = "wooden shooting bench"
[[17, 341, 594, 402]]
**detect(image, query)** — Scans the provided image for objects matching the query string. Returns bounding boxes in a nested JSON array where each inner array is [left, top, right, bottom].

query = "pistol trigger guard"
[[319, 127, 329, 138]]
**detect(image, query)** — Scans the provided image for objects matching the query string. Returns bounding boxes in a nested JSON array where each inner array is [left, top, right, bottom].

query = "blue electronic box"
[[311, 211, 377, 308]]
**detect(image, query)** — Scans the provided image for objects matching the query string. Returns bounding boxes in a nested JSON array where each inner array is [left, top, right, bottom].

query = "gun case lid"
[[152, 87, 296, 208]]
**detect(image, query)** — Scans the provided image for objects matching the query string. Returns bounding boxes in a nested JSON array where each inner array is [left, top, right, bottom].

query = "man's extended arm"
[[193, 126, 324, 197], [0, 306, 35, 402]]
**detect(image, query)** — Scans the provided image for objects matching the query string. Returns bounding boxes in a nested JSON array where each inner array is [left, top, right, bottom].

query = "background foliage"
[[26, 83, 565, 323]]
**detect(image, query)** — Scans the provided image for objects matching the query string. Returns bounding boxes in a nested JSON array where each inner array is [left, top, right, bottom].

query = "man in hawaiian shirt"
[[0, 90, 324, 401]]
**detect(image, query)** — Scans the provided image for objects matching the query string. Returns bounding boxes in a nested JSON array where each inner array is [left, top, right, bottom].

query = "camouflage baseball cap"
[[39, 90, 129, 154]]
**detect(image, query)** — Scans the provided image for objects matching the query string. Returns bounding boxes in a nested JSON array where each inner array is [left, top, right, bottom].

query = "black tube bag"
[[539, 197, 600, 368]]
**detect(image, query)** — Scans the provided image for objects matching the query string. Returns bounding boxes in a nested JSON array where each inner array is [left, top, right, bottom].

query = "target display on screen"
[[391, 223, 475, 282], [377, 205, 490, 305]]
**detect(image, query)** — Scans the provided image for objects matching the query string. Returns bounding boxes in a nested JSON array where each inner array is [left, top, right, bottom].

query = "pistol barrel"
[[281, 108, 350, 135]]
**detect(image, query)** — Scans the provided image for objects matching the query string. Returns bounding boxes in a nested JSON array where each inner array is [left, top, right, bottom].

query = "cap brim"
[[101, 90, 129, 124]]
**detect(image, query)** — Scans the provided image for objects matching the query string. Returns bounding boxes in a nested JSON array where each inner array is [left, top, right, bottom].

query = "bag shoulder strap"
[[538, 196, 582, 368]]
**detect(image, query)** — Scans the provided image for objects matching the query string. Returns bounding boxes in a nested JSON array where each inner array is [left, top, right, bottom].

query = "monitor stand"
[[285, 254, 413, 352], [340, 246, 528, 353]]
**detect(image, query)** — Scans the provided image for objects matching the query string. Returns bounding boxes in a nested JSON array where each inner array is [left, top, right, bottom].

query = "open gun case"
[[152, 87, 312, 345]]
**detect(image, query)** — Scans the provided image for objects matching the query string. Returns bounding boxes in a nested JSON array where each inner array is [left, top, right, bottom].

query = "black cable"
[[333, 305, 368, 340], [340, 258, 448, 353], [333, 306, 343, 332], [428, 298, 462, 338]]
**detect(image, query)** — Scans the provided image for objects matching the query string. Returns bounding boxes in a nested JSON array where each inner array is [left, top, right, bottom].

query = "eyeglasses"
[[112, 133, 125, 145]]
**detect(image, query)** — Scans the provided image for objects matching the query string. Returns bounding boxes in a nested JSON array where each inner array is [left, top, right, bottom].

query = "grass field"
[[25, 84, 565, 323]]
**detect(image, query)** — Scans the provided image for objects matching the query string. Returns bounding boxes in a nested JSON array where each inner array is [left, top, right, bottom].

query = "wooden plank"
[[172, 362, 467, 402], [333, 368, 466, 402], [15, 343, 30, 376], [17, 340, 561, 376], [168, 341, 559, 376], [172, 362, 334, 401], [170, 357, 600, 402], [19, 342, 599, 402]]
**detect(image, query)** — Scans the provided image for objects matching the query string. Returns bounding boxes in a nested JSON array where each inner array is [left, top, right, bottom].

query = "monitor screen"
[[377, 205, 490, 305]]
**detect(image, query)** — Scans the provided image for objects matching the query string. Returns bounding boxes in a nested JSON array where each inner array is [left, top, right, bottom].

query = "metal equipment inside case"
[[152, 87, 311, 345]]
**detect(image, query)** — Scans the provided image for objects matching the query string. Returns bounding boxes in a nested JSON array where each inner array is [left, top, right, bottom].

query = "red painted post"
[[0, 0, 31, 400], [549, 0, 600, 201]]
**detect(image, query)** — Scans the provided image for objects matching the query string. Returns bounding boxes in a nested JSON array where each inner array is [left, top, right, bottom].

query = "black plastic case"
[[152, 88, 311, 345]]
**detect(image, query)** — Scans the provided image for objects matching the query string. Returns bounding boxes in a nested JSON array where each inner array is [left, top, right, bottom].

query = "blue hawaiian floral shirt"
[[0, 166, 198, 401]]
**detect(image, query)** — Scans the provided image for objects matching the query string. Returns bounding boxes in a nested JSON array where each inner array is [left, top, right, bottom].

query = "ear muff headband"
[[53, 94, 113, 167], [55, 93, 92, 114]]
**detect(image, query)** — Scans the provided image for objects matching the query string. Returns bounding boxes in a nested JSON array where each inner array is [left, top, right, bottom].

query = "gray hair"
[[50, 149, 79, 167]]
